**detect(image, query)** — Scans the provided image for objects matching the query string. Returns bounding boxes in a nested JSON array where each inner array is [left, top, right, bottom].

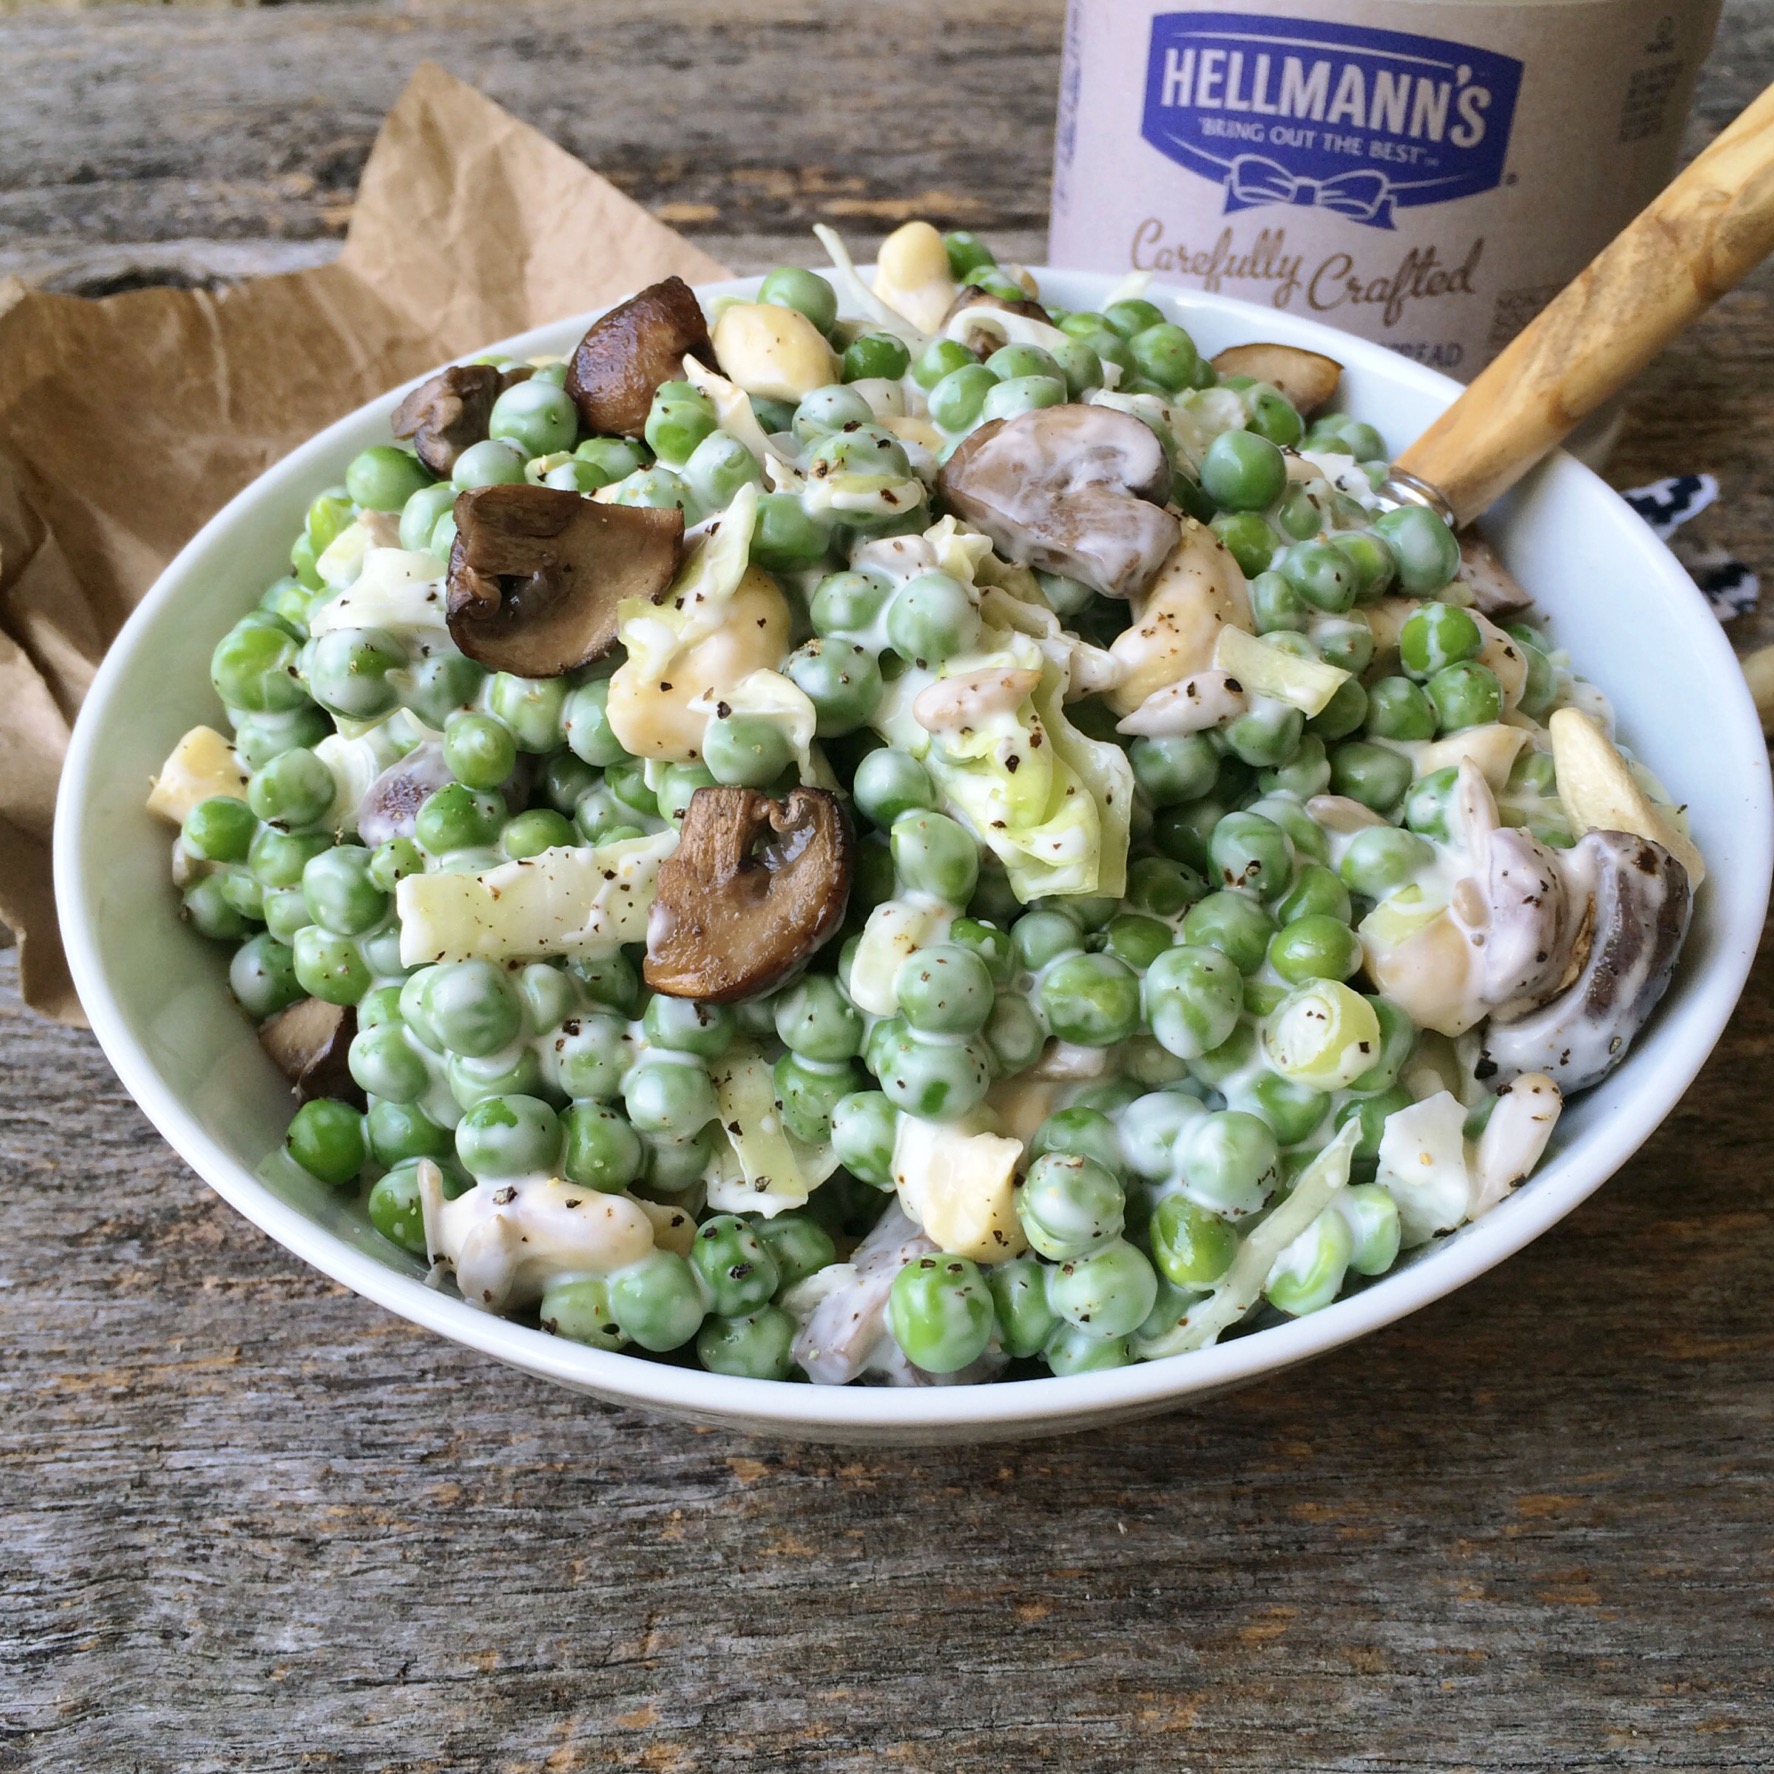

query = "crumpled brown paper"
[[0, 63, 728, 1024]]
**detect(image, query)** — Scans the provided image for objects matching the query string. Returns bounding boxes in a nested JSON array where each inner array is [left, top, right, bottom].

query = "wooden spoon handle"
[[1397, 81, 1774, 526]]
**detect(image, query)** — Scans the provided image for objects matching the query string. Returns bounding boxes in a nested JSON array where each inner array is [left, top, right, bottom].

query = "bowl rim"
[[54, 267, 1773, 1436]]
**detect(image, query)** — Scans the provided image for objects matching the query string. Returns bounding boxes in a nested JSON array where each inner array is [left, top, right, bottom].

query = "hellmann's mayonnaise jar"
[[1051, 0, 1722, 377]]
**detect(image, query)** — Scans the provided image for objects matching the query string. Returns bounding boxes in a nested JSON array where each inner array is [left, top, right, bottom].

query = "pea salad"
[[150, 223, 1700, 1385]]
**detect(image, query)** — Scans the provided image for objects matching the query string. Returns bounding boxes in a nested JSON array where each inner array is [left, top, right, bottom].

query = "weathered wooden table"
[[5, 6, 1773, 1768]]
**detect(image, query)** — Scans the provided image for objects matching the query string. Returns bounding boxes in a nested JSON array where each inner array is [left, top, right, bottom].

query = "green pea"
[[366, 1161, 431, 1257], [810, 569, 892, 640], [1278, 540, 1357, 614], [1399, 765, 1458, 843], [1310, 618, 1374, 679], [1186, 1018, 1257, 1091], [439, 711, 515, 792], [1149, 1195, 1238, 1289], [348, 1021, 428, 1103], [750, 493, 830, 573], [304, 488, 354, 556], [984, 1257, 1057, 1360], [635, 995, 729, 1062], [1336, 1084, 1415, 1171], [1023, 1111, 1115, 1182], [1265, 1205, 1353, 1316], [848, 750, 930, 830], [1044, 1324, 1133, 1375], [642, 381, 716, 468], [942, 230, 996, 278], [759, 265, 838, 334], [1248, 567, 1310, 635], [609, 1250, 705, 1351], [414, 783, 505, 855], [545, 1013, 631, 1100], [248, 825, 330, 891], [1201, 429, 1287, 513], [346, 445, 431, 513], [696, 1306, 796, 1379], [1306, 676, 1369, 743], [307, 627, 405, 721], [1104, 297, 1167, 340], [562, 680, 631, 768], [1126, 322, 1197, 392], [400, 482, 459, 553], [695, 712, 788, 789], [448, 1044, 544, 1116], [1267, 914, 1360, 986], [455, 1094, 562, 1179], [792, 382, 874, 443], [367, 1101, 454, 1168], [415, 959, 521, 1057], [1256, 735, 1330, 802], [212, 618, 309, 715], [1047, 337, 1105, 399], [286, 1097, 366, 1186], [1275, 861, 1350, 926], [975, 994, 1040, 1076], [1244, 383, 1305, 448], [979, 343, 1055, 384], [1399, 602, 1481, 680], [538, 1275, 626, 1350], [1005, 909, 1076, 972], [1017, 1151, 1124, 1262], [606, 464, 694, 515], [489, 379, 579, 460], [1039, 951, 1141, 1047], [873, 1025, 992, 1119], [829, 1090, 898, 1188], [1208, 811, 1293, 898], [289, 531, 323, 590], [981, 373, 1067, 423], [302, 845, 387, 937], [258, 575, 317, 635], [485, 672, 568, 754], [1329, 741, 1412, 814], [1224, 698, 1306, 770], [1210, 510, 1278, 579], [1364, 676, 1437, 742], [1338, 825, 1432, 899], [451, 438, 528, 491], [838, 330, 911, 384], [896, 944, 996, 1037], [783, 639, 883, 737], [1344, 997, 1414, 1094], [1332, 530, 1397, 603], [1125, 732, 1216, 809], [1245, 1069, 1330, 1146], [1373, 505, 1460, 595], [180, 796, 257, 867], [1098, 911, 1170, 973], [734, 1217, 830, 1296], [291, 926, 371, 1005], [683, 429, 764, 513], [399, 653, 485, 730], [1180, 1110, 1278, 1218], [1141, 942, 1241, 1059], [688, 1214, 780, 1317], [887, 1253, 995, 1374], [927, 364, 1000, 432], [227, 933, 301, 1020], [1427, 660, 1503, 733], [573, 436, 649, 486], [494, 808, 571, 860], [1180, 890, 1275, 976], [261, 886, 312, 942], [912, 338, 976, 391], [623, 1055, 718, 1139], [1048, 1239, 1160, 1340], [1341, 1182, 1403, 1276], [215, 871, 266, 924], [891, 809, 979, 905]]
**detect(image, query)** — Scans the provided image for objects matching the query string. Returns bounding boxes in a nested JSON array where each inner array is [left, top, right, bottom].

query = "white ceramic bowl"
[[55, 270, 1772, 1444]]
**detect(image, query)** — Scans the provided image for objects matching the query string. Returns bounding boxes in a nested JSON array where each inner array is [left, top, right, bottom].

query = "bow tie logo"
[[1224, 155, 1397, 230]]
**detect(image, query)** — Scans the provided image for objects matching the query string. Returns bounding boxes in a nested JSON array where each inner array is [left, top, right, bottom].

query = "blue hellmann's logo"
[[1141, 13, 1522, 231]]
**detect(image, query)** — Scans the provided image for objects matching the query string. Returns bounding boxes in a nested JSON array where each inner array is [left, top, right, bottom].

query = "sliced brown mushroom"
[[937, 404, 1180, 600], [1209, 343, 1342, 416], [565, 276, 714, 439], [1455, 527, 1533, 619], [355, 742, 455, 848], [259, 998, 362, 1106], [1482, 830, 1692, 1092], [644, 786, 853, 1002], [445, 484, 683, 675], [391, 364, 534, 477], [941, 286, 1055, 355]]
